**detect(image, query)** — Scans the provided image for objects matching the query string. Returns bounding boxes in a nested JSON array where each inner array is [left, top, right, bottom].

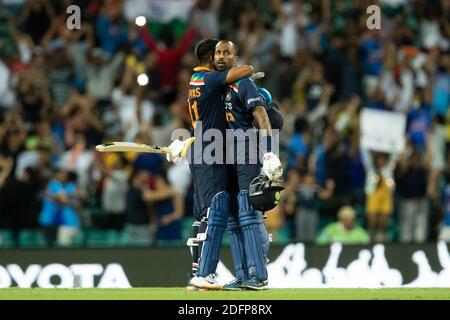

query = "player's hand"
[[166, 138, 193, 164], [262, 152, 283, 180], [166, 139, 185, 164]]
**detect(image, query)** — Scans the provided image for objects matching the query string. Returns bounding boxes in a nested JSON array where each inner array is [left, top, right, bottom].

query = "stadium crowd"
[[0, 0, 449, 247]]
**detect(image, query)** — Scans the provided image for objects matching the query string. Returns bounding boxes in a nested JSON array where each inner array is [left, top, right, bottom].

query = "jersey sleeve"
[[204, 70, 228, 90], [238, 78, 266, 111]]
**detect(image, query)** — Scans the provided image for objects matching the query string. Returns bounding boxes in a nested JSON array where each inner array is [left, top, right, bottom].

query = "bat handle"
[[180, 137, 196, 158]]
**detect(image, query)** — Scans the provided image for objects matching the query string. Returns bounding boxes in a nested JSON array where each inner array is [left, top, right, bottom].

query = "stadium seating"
[[85, 229, 120, 247], [0, 229, 15, 248], [18, 229, 47, 248], [181, 217, 195, 243]]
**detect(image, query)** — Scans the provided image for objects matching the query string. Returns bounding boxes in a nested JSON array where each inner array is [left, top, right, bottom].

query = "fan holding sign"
[[360, 108, 406, 243]]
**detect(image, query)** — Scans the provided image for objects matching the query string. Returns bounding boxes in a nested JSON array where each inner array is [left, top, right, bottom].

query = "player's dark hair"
[[194, 38, 219, 64], [218, 40, 239, 55]]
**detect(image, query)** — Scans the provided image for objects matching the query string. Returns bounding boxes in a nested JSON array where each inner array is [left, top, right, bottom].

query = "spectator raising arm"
[[143, 188, 177, 202], [160, 191, 184, 226], [0, 157, 13, 189]]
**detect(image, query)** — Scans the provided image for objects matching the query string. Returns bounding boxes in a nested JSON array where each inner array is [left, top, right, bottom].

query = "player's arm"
[[142, 188, 177, 202], [225, 65, 254, 84], [240, 80, 282, 180], [204, 66, 254, 91], [252, 106, 272, 135], [138, 25, 158, 52], [160, 190, 184, 226]]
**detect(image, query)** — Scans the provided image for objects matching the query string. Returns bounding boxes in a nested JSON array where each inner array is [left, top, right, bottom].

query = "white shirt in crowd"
[[59, 150, 94, 197], [101, 170, 129, 214], [167, 159, 191, 196], [111, 88, 155, 142], [0, 60, 16, 109]]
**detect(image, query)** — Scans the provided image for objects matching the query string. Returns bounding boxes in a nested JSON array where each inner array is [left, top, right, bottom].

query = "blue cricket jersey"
[[188, 66, 229, 136], [225, 78, 265, 130]]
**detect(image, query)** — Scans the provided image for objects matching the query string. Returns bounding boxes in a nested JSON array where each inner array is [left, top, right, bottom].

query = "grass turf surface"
[[0, 288, 449, 300]]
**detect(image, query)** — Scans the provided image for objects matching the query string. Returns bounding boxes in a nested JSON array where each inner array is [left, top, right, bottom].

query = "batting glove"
[[166, 139, 187, 164], [262, 152, 283, 180]]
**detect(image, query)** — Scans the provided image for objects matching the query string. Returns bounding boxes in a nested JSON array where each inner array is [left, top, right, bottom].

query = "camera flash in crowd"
[[135, 16, 147, 27], [137, 74, 149, 86]]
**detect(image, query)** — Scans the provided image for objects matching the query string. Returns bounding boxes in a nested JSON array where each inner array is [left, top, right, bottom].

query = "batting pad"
[[197, 192, 230, 277], [237, 191, 268, 281], [227, 216, 248, 281]]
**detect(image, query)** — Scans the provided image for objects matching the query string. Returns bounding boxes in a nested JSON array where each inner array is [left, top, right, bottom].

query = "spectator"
[[406, 87, 432, 152], [57, 171, 81, 246], [362, 149, 398, 243], [0, 167, 40, 246], [25, 120, 57, 153], [295, 171, 330, 243], [138, 22, 196, 104], [190, 0, 221, 39], [278, 169, 300, 240], [111, 63, 155, 142], [124, 169, 154, 245], [101, 155, 129, 231], [18, 0, 54, 47], [322, 134, 352, 219], [151, 171, 184, 242], [38, 168, 80, 247], [395, 148, 429, 243], [62, 91, 103, 148], [0, 110, 27, 173], [0, 156, 14, 229], [427, 115, 447, 200], [47, 43, 74, 110], [59, 133, 94, 197], [95, 0, 129, 55], [287, 114, 311, 173], [78, 48, 124, 102], [16, 73, 51, 126], [315, 205, 370, 245]]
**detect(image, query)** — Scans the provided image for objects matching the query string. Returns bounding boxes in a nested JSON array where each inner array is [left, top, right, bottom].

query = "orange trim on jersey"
[[193, 66, 212, 72]]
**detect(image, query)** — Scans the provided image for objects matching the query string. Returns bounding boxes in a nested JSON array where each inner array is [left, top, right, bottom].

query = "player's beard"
[[215, 60, 227, 71]]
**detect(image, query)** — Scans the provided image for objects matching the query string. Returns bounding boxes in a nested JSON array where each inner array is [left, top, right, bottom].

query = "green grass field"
[[0, 288, 449, 300]]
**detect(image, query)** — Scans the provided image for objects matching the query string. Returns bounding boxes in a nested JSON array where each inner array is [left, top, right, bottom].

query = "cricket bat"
[[95, 137, 195, 158]]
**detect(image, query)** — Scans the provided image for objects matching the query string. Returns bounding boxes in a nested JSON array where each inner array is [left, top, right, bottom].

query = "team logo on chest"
[[226, 91, 231, 102]]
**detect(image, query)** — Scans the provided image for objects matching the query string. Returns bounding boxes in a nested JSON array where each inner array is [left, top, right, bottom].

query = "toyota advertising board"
[[0, 243, 449, 288]]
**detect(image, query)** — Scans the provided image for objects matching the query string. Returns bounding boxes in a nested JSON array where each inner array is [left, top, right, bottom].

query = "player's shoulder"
[[203, 70, 228, 84], [229, 77, 253, 90], [190, 70, 207, 79], [236, 77, 254, 86]]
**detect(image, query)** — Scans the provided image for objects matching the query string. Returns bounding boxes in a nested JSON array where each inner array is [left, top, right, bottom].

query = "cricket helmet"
[[266, 102, 284, 130], [249, 174, 284, 212], [257, 87, 272, 103]]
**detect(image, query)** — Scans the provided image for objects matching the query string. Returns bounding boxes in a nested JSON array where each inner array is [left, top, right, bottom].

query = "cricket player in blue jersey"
[[214, 40, 283, 290], [167, 39, 256, 290]]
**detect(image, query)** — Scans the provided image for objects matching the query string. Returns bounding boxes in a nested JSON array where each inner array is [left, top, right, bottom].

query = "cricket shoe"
[[186, 273, 200, 291], [223, 279, 244, 291], [189, 273, 223, 290], [241, 277, 268, 291]]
